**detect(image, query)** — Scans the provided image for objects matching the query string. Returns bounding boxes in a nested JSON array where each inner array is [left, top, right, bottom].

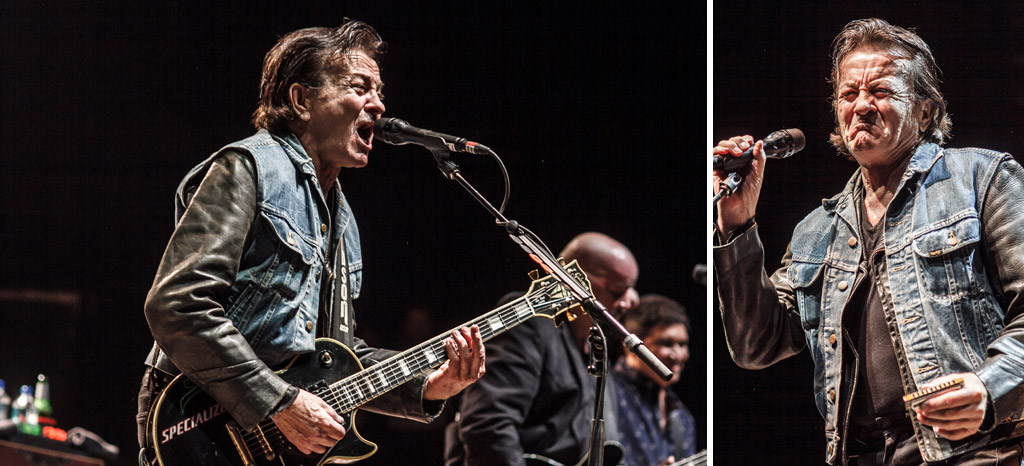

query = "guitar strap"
[[319, 196, 354, 347]]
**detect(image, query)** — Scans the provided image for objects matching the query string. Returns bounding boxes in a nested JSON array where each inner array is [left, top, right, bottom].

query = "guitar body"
[[144, 261, 589, 466], [146, 339, 375, 466]]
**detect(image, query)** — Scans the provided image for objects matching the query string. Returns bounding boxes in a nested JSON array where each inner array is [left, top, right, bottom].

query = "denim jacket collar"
[[278, 132, 319, 179], [820, 142, 945, 216]]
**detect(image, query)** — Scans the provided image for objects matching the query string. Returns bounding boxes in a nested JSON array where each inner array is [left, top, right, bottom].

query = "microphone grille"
[[764, 128, 806, 158], [374, 117, 409, 145]]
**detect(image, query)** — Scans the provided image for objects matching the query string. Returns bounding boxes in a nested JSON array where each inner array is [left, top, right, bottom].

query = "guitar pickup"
[[306, 381, 329, 395], [225, 422, 257, 466]]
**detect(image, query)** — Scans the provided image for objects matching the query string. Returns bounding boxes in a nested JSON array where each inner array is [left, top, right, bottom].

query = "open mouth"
[[356, 121, 374, 147]]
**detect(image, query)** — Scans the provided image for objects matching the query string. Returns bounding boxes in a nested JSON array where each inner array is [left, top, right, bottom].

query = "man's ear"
[[288, 83, 312, 122], [917, 99, 936, 134]]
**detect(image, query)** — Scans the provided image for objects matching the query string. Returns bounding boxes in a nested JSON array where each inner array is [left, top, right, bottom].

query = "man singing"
[[714, 18, 1024, 465], [137, 20, 485, 461]]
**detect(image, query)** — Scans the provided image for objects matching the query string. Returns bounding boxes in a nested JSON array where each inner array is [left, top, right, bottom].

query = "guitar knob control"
[[319, 351, 334, 368]]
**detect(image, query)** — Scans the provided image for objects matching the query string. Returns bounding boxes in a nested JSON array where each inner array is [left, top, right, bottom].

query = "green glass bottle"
[[34, 374, 52, 419]]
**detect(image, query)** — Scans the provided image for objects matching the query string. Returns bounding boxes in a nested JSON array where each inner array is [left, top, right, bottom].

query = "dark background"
[[713, 1, 1024, 465], [0, 2, 700, 466]]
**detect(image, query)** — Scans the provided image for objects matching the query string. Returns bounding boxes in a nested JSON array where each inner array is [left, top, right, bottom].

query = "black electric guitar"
[[144, 261, 589, 466]]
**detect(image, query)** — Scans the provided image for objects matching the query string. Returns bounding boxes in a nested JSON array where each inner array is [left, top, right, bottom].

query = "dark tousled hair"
[[828, 18, 952, 156], [252, 20, 386, 134], [622, 294, 690, 340]]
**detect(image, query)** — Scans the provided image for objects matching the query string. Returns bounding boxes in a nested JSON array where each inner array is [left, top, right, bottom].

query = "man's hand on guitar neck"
[[425, 326, 486, 400], [267, 326, 482, 455], [271, 389, 346, 455]]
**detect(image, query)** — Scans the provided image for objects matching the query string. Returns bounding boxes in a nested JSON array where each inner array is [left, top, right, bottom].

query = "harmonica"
[[903, 377, 965, 409]]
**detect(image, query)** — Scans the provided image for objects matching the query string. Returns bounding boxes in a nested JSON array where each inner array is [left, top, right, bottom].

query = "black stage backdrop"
[[0, 2, 700, 466], [714, 1, 1024, 465]]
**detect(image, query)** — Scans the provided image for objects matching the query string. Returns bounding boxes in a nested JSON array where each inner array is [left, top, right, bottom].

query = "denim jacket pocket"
[[224, 282, 260, 329], [235, 212, 320, 361], [790, 259, 825, 329], [264, 212, 317, 263], [911, 215, 981, 300], [260, 211, 318, 298]]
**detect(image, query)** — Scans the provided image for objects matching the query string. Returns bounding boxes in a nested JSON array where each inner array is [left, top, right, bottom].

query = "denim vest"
[[788, 142, 1024, 463], [174, 130, 364, 368]]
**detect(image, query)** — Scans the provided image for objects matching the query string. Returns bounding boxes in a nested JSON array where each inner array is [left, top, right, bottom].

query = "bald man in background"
[[445, 232, 639, 466]]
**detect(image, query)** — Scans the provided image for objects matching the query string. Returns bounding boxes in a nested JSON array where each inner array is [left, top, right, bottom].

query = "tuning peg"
[[528, 269, 540, 280]]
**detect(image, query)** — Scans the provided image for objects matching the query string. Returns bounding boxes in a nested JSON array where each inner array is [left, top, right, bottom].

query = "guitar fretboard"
[[322, 280, 567, 414], [672, 450, 707, 466]]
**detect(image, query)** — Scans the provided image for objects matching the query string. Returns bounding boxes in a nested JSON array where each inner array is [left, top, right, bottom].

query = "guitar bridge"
[[252, 424, 276, 462]]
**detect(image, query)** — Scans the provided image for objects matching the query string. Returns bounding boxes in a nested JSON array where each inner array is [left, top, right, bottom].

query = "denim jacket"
[[145, 130, 433, 429], [178, 130, 363, 364], [715, 143, 1024, 464]]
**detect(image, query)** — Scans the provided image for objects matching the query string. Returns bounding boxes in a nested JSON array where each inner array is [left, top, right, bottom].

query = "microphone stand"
[[420, 140, 672, 466], [585, 325, 609, 466]]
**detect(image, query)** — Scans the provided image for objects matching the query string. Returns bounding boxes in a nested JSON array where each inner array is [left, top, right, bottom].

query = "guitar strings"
[[323, 281, 560, 415], [240, 292, 548, 451], [674, 450, 707, 466], [238, 280, 569, 453], [243, 294, 541, 448]]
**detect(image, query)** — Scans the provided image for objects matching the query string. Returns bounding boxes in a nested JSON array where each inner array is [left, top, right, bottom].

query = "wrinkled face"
[[630, 323, 689, 387], [835, 46, 930, 168], [300, 51, 385, 169]]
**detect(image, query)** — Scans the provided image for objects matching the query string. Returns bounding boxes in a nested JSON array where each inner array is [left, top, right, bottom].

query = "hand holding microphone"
[[712, 129, 805, 238], [713, 128, 805, 172]]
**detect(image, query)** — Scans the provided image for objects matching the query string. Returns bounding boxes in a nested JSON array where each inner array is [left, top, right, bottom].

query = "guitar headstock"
[[523, 259, 592, 326]]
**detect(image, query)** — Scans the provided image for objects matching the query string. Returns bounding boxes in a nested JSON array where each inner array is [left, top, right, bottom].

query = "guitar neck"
[[326, 283, 560, 414], [670, 450, 707, 466]]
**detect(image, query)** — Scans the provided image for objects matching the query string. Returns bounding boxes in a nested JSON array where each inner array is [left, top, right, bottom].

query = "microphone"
[[374, 118, 492, 155], [691, 264, 707, 286], [713, 128, 805, 172]]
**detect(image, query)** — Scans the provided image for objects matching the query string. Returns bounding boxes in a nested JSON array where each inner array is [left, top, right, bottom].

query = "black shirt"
[[844, 185, 918, 461]]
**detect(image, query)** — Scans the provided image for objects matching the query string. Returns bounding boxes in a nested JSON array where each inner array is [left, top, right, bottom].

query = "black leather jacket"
[[715, 144, 1024, 463], [143, 144, 439, 431]]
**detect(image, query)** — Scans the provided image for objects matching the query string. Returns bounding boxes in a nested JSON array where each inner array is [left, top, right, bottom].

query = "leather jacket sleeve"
[[976, 155, 1024, 426], [714, 224, 807, 369], [145, 151, 291, 430]]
